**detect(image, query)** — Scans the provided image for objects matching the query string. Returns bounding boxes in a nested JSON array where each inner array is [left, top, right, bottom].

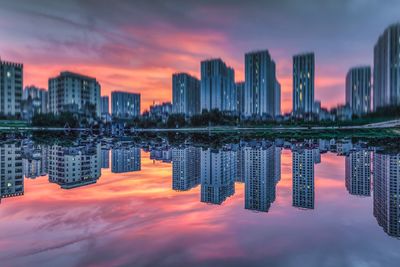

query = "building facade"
[[292, 147, 315, 209], [346, 66, 371, 116], [293, 53, 315, 116], [244, 50, 279, 118], [48, 72, 101, 117], [0, 143, 24, 200], [373, 23, 400, 110], [345, 150, 371, 196], [111, 147, 141, 173], [200, 59, 235, 112], [0, 58, 23, 117], [111, 91, 141, 119], [235, 82, 245, 116], [172, 147, 201, 191], [22, 86, 48, 120], [172, 73, 200, 116]]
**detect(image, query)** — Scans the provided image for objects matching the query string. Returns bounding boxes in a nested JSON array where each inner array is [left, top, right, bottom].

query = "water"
[[0, 138, 399, 267]]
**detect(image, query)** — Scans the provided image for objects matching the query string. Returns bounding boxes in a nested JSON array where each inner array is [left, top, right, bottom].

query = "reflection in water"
[[345, 150, 371, 196], [48, 143, 101, 189], [243, 142, 278, 212], [200, 148, 236, 205], [292, 144, 318, 210], [373, 152, 400, 238], [172, 147, 200, 191], [1, 136, 400, 259], [111, 146, 141, 173], [0, 143, 24, 201]]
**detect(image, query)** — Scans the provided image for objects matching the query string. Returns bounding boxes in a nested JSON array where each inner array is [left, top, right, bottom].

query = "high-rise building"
[[111, 91, 141, 118], [345, 150, 371, 197], [373, 23, 400, 110], [275, 81, 281, 116], [373, 152, 400, 237], [101, 148, 110, 169], [172, 73, 200, 116], [244, 50, 279, 118], [243, 143, 277, 212], [200, 59, 235, 112], [293, 53, 315, 116], [200, 148, 236, 205], [49, 71, 101, 117], [100, 96, 109, 115], [48, 143, 101, 189], [0, 143, 24, 201], [172, 147, 201, 191], [346, 66, 371, 116], [111, 147, 141, 173], [22, 86, 48, 120], [292, 147, 315, 209], [235, 82, 245, 116], [0, 58, 23, 117]]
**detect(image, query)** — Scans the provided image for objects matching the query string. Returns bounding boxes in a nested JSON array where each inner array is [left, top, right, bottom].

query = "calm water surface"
[[0, 139, 399, 267]]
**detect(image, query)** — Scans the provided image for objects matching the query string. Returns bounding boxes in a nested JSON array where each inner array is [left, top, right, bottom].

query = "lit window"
[[6, 71, 11, 78]]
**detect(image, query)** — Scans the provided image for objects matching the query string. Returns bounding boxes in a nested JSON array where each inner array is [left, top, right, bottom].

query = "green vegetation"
[[0, 120, 28, 128], [31, 112, 80, 128]]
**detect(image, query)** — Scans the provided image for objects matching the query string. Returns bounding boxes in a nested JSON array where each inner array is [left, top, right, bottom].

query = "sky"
[[0, 0, 399, 113]]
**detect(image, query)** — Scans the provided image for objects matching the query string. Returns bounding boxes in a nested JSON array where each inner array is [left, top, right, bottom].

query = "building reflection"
[[101, 148, 110, 169], [243, 142, 278, 212], [292, 144, 318, 210], [200, 148, 236, 205], [172, 147, 200, 191], [151, 148, 172, 163], [111, 146, 141, 173], [373, 152, 400, 238], [345, 150, 371, 196], [22, 144, 48, 178], [0, 143, 24, 201], [48, 143, 101, 189]]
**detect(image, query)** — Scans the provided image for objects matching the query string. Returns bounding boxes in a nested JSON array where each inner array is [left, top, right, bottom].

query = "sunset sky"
[[1, 0, 399, 112]]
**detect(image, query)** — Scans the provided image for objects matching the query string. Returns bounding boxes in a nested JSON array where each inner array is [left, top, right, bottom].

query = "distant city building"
[[244, 50, 279, 118], [243, 143, 277, 212], [335, 104, 353, 121], [0, 143, 24, 200], [313, 100, 321, 115], [150, 102, 172, 118], [48, 71, 101, 117], [0, 58, 23, 117], [172, 73, 200, 116], [345, 150, 371, 196], [373, 23, 400, 110], [292, 147, 315, 209], [111, 147, 141, 173], [172, 147, 201, 191], [22, 144, 48, 178], [346, 66, 371, 115], [293, 53, 315, 117], [235, 82, 245, 116], [373, 152, 400, 237], [111, 91, 141, 119], [100, 96, 109, 115], [200, 59, 235, 112], [275, 81, 281, 116], [22, 86, 48, 120], [48, 144, 101, 189], [200, 148, 236, 205], [150, 148, 172, 163]]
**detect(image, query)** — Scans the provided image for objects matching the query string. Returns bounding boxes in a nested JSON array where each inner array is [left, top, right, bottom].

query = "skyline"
[[1, 1, 400, 112]]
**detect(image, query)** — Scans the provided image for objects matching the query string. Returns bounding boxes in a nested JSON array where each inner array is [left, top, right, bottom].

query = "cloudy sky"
[[0, 0, 399, 112]]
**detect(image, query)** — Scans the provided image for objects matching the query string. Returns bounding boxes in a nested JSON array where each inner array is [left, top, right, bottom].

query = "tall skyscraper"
[[243, 143, 277, 212], [200, 148, 236, 205], [345, 150, 371, 197], [275, 81, 281, 116], [346, 66, 371, 115], [200, 59, 235, 112], [373, 23, 400, 110], [47, 143, 101, 189], [0, 58, 23, 117], [244, 50, 279, 118], [172, 73, 200, 116], [0, 143, 24, 200], [111, 91, 141, 118], [373, 152, 400, 237], [100, 96, 109, 115], [48, 71, 101, 117], [235, 82, 245, 116], [292, 147, 315, 209], [172, 147, 201, 191], [293, 53, 315, 116]]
